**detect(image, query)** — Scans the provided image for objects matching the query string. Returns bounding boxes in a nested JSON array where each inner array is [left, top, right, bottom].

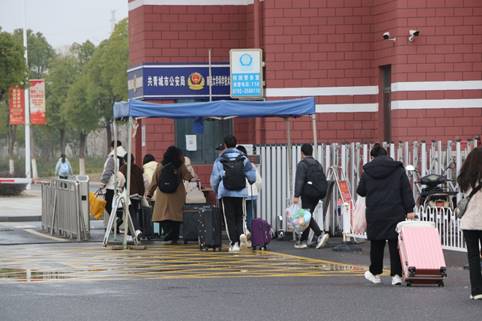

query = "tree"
[[84, 19, 128, 153], [13, 29, 55, 178], [46, 54, 81, 154], [13, 29, 55, 79], [0, 29, 26, 174], [63, 41, 97, 174]]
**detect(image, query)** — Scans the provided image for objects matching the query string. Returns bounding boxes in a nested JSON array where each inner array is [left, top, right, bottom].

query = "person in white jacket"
[[100, 141, 127, 218], [457, 147, 482, 300]]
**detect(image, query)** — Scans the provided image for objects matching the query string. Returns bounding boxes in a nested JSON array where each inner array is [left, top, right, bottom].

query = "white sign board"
[[230, 49, 263, 99], [186, 135, 197, 151]]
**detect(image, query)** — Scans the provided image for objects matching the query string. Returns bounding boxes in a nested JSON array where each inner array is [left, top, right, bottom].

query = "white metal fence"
[[255, 139, 478, 251], [417, 206, 466, 252]]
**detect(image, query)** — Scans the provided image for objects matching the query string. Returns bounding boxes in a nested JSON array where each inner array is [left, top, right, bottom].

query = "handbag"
[[89, 189, 106, 220], [455, 184, 482, 219], [141, 196, 151, 208], [185, 181, 207, 204], [352, 197, 367, 235]]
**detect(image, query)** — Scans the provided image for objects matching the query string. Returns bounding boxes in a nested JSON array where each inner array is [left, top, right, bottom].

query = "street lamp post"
[[23, 0, 31, 189]]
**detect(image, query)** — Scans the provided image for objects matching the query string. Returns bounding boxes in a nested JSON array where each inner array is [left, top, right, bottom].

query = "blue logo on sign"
[[239, 54, 253, 66]]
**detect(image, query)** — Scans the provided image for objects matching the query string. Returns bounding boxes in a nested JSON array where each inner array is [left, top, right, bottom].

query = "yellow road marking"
[[0, 243, 369, 283]]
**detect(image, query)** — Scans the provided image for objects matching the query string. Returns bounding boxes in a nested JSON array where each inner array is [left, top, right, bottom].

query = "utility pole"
[[23, 0, 31, 189], [110, 10, 116, 32]]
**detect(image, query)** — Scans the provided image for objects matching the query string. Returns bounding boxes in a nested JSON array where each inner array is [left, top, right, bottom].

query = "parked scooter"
[[406, 165, 457, 210]]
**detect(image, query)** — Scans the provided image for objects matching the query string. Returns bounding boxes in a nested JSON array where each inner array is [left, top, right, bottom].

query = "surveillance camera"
[[408, 29, 420, 42], [383, 32, 396, 41]]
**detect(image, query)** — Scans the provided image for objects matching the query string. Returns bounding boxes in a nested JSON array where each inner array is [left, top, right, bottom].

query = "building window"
[[175, 100, 232, 164]]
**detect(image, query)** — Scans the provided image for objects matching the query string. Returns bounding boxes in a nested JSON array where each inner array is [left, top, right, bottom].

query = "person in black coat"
[[357, 143, 415, 286]]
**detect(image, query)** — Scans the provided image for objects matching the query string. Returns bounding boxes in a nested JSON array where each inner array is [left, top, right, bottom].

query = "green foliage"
[[46, 54, 81, 136], [13, 29, 55, 79], [84, 18, 128, 126], [1, 19, 129, 169], [0, 30, 25, 100]]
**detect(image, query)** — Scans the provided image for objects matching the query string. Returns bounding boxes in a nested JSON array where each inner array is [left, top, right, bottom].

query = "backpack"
[[59, 161, 70, 177], [302, 160, 327, 199], [221, 154, 246, 191], [158, 163, 181, 193]]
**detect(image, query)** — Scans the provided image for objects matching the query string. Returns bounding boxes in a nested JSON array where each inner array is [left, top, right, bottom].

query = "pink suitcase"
[[396, 221, 447, 286]]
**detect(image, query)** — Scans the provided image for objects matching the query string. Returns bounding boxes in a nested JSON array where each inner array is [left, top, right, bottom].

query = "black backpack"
[[158, 163, 181, 193], [303, 160, 327, 199], [221, 154, 246, 191]]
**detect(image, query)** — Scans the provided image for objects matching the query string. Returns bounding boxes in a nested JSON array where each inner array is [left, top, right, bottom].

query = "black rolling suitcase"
[[197, 206, 222, 251], [182, 204, 203, 243]]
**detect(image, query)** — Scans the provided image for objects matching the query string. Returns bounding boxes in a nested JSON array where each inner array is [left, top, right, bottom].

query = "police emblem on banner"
[[188, 72, 205, 90]]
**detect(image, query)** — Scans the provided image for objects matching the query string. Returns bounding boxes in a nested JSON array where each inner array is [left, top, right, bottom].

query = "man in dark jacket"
[[357, 143, 415, 286], [293, 143, 329, 249]]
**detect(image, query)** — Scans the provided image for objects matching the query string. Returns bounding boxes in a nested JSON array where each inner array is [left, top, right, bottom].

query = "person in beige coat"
[[147, 146, 193, 243], [457, 147, 482, 300]]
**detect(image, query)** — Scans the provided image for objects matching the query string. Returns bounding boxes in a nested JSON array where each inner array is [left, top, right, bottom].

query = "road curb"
[[0, 216, 42, 222]]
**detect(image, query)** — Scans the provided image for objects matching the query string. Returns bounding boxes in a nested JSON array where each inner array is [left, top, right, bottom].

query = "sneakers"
[[134, 229, 143, 239], [470, 294, 482, 300], [294, 241, 308, 249], [392, 274, 403, 286], [364, 271, 382, 284], [229, 242, 240, 253], [316, 234, 330, 249], [239, 234, 248, 249]]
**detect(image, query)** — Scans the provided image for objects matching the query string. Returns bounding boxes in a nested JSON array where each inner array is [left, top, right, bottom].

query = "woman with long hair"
[[457, 147, 482, 300], [147, 146, 193, 244]]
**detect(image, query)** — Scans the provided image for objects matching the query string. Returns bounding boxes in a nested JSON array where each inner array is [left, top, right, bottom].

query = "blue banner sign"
[[127, 64, 231, 100], [230, 49, 263, 98]]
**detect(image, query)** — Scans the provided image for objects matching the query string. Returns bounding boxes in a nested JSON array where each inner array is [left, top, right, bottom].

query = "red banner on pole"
[[8, 85, 25, 125], [29, 79, 46, 125]]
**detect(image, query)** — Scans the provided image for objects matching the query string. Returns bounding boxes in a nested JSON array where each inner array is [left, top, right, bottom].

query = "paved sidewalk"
[[0, 189, 42, 222]]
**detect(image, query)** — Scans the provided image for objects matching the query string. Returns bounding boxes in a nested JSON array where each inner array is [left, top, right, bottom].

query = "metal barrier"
[[41, 177, 90, 240]]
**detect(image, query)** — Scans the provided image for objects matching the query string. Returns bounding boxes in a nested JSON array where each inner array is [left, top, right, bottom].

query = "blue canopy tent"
[[113, 97, 315, 119], [109, 97, 317, 247]]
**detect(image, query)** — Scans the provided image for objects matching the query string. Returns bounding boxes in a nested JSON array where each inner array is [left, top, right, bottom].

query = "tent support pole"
[[123, 117, 133, 249], [286, 117, 293, 201], [208, 49, 212, 102], [312, 114, 318, 158]]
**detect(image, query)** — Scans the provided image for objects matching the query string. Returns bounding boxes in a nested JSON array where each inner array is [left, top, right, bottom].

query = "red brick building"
[[128, 0, 482, 177]]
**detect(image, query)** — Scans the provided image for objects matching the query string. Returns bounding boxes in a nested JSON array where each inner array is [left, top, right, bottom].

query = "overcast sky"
[[0, 0, 128, 49]]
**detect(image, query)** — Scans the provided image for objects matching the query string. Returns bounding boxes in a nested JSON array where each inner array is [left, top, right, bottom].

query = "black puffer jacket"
[[356, 156, 415, 240]]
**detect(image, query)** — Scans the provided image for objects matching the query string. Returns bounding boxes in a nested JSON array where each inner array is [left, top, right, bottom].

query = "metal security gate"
[[41, 178, 90, 240], [255, 138, 479, 251]]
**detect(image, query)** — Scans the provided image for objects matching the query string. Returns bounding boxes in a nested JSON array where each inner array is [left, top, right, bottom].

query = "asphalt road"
[[0, 272, 479, 321], [0, 238, 479, 321]]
